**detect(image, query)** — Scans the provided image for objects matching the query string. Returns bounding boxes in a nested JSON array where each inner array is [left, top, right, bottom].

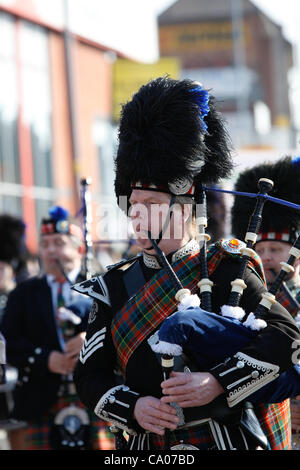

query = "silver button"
[[251, 371, 259, 379], [35, 348, 42, 354], [28, 357, 35, 364], [122, 386, 130, 391], [102, 410, 108, 417], [109, 425, 119, 433], [109, 396, 116, 404], [236, 361, 245, 369], [23, 376, 29, 382]]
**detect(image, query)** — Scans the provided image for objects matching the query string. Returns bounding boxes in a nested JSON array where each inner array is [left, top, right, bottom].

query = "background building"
[[0, 0, 298, 252], [0, 0, 154, 252], [158, 0, 294, 152]]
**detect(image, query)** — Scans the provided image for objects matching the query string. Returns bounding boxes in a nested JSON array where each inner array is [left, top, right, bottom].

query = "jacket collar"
[[142, 239, 200, 269]]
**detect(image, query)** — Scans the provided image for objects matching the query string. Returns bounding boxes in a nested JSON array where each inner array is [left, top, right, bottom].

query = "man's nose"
[[261, 252, 271, 262], [45, 244, 56, 253]]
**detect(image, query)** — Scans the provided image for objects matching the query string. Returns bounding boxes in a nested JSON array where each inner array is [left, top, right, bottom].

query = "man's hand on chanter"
[[160, 371, 224, 408], [133, 396, 180, 435]]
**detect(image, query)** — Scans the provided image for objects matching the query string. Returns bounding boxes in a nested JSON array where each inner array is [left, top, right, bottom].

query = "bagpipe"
[[76, 176, 300, 401], [147, 178, 300, 450], [73, 174, 300, 450], [50, 178, 136, 450], [49, 179, 96, 450]]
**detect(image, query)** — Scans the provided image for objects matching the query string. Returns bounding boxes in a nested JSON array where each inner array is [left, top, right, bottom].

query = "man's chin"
[[135, 237, 155, 252], [44, 260, 69, 276]]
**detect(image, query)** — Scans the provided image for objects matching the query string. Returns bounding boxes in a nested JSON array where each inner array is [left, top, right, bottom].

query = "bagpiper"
[[73, 77, 300, 450], [1, 207, 115, 450]]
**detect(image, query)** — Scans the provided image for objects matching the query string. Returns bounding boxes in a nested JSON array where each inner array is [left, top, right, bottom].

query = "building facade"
[[0, 1, 118, 252], [158, 0, 294, 151]]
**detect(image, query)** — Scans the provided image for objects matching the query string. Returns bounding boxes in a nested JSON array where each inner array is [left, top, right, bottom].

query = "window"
[[19, 21, 53, 189], [0, 12, 20, 201]]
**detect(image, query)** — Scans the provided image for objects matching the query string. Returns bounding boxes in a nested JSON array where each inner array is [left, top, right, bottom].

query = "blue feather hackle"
[[189, 85, 210, 133], [292, 156, 300, 168], [48, 206, 69, 221]]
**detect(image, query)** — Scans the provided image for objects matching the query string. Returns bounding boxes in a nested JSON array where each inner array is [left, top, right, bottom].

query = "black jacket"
[[1, 274, 92, 420]]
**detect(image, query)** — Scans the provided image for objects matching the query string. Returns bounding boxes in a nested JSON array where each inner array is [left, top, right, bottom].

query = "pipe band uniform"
[[1, 206, 115, 450], [232, 157, 300, 319], [231, 156, 300, 449], [73, 77, 300, 450]]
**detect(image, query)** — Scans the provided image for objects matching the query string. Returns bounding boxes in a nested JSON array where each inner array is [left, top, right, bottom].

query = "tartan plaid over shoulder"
[[111, 240, 265, 376], [276, 286, 300, 319]]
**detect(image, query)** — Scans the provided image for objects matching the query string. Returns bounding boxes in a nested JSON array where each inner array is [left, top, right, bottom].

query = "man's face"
[[128, 189, 188, 251], [255, 240, 294, 284], [39, 233, 82, 277]]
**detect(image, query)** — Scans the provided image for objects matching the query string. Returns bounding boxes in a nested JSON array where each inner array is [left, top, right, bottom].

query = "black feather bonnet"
[[231, 156, 300, 244], [0, 214, 26, 269], [114, 76, 233, 207]]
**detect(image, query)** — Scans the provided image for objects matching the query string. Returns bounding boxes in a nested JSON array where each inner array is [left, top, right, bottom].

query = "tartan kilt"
[[256, 400, 292, 450], [135, 400, 291, 450], [147, 423, 217, 450], [23, 394, 115, 450]]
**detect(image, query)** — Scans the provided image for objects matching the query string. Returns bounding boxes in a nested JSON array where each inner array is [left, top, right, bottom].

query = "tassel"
[[243, 312, 267, 331], [178, 294, 201, 312], [220, 304, 246, 320], [151, 340, 182, 356], [57, 307, 82, 325]]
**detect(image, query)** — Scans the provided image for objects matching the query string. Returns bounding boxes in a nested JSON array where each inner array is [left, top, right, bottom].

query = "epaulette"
[[71, 255, 142, 306], [71, 275, 111, 306]]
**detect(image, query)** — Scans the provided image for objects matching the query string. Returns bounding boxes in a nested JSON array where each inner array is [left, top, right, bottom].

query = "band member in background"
[[0, 215, 27, 327], [1, 206, 114, 450], [73, 77, 300, 450], [0, 214, 28, 448], [231, 156, 300, 447]]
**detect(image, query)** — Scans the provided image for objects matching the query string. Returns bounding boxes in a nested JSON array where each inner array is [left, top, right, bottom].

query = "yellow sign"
[[274, 114, 290, 128], [159, 21, 250, 54], [113, 58, 180, 122]]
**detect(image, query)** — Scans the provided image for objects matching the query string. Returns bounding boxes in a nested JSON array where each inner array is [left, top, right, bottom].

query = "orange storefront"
[[0, 1, 116, 253]]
